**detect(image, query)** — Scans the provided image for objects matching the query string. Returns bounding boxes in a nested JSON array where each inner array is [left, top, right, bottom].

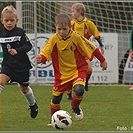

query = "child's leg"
[[20, 85, 36, 106], [12, 69, 35, 105], [0, 73, 10, 93], [20, 85, 38, 118], [47, 92, 63, 126], [47, 81, 73, 126], [71, 84, 84, 120], [71, 84, 84, 108], [50, 93, 63, 116], [85, 62, 92, 91], [50, 82, 72, 116], [71, 71, 86, 120]]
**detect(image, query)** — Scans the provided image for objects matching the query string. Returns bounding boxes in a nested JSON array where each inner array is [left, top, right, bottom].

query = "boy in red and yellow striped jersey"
[[70, 3, 104, 94], [36, 14, 107, 124]]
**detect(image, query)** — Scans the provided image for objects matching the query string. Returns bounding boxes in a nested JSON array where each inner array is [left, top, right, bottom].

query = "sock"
[[71, 93, 83, 108], [50, 100, 60, 116], [22, 86, 36, 106], [0, 85, 4, 93]]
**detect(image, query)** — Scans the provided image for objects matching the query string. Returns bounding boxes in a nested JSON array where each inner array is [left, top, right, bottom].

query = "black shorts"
[[1, 67, 30, 86]]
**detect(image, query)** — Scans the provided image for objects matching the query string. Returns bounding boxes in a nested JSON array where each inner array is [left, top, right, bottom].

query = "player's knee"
[[52, 93, 63, 104], [74, 84, 84, 96], [20, 85, 29, 94]]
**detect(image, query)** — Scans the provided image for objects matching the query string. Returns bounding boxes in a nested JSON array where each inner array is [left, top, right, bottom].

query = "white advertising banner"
[[27, 33, 118, 84]]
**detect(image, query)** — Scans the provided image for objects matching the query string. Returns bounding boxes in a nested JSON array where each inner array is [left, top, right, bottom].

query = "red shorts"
[[52, 71, 86, 96]]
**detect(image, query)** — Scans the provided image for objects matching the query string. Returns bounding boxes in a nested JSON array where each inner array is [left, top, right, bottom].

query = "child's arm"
[[96, 38, 104, 54], [16, 32, 32, 53], [78, 35, 107, 70], [94, 48, 107, 70]]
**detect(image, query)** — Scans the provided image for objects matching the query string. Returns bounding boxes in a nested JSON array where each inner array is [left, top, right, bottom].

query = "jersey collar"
[[74, 17, 88, 23], [56, 30, 73, 41]]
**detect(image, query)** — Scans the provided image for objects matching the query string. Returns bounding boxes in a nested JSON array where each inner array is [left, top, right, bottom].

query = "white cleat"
[[47, 122, 52, 126], [72, 107, 83, 120]]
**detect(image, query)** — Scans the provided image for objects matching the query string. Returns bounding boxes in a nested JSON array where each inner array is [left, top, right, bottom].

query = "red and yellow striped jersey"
[[40, 30, 98, 86], [71, 17, 100, 39]]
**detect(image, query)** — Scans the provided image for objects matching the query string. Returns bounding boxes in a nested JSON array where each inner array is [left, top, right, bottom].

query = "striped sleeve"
[[40, 38, 53, 61]]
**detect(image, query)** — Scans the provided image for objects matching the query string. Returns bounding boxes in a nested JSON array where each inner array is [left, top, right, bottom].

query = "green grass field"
[[0, 84, 133, 132]]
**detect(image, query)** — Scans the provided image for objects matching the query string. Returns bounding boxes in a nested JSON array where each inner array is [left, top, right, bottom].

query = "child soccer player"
[[66, 2, 105, 99], [0, 5, 38, 118], [36, 13, 107, 125]]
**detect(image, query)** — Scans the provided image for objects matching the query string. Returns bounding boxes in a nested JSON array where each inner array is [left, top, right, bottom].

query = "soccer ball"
[[51, 110, 72, 130]]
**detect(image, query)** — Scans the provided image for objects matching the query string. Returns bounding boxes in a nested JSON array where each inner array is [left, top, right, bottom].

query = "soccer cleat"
[[67, 92, 72, 100], [29, 102, 38, 118], [72, 107, 83, 120], [129, 85, 133, 90], [85, 82, 89, 91], [47, 121, 52, 126]]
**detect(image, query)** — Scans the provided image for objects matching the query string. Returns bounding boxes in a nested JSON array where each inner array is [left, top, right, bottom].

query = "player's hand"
[[36, 54, 42, 64], [8, 48, 17, 55], [100, 60, 107, 71], [100, 46, 104, 55]]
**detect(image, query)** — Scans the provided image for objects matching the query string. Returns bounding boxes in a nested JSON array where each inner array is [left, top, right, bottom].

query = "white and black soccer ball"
[[51, 110, 72, 130]]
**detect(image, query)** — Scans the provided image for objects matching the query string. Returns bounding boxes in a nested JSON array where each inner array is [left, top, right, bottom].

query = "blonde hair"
[[55, 13, 71, 28], [1, 5, 17, 18], [71, 3, 86, 16]]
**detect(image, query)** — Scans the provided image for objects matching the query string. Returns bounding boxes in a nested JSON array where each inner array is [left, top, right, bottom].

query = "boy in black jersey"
[[0, 5, 38, 118]]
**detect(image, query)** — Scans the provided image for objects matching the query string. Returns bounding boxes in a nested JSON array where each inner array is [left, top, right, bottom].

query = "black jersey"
[[0, 26, 32, 72]]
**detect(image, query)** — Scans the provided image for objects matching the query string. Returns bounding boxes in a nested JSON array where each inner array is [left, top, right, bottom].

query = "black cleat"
[[29, 102, 38, 118]]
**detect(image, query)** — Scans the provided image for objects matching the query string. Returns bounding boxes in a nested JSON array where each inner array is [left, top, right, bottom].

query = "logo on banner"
[[29, 36, 52, 68]]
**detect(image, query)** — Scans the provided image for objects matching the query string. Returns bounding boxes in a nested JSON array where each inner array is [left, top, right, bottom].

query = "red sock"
[[50, 102, 60, 116], [71, 93, 83, 108]]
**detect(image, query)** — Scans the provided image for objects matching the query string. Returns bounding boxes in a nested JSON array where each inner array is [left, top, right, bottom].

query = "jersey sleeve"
[[40, 38, 52, 61], [86, 20, 100, 39], [16, 30, 32, 53], [77, 35, 105, 62], [77, 35, 97, 60]]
